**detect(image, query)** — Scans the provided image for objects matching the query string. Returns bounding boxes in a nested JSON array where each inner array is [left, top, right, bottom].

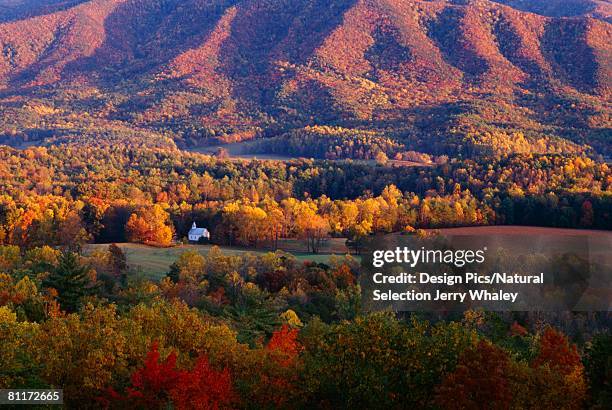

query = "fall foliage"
[[0, 1, 608, 408], [101, 342, 235, 410]]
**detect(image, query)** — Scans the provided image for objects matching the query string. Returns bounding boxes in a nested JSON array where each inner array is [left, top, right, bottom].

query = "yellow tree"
[[285, 200, 329, 252], [0, 306, 40, 389], [30, 304, 130, 402], [305, 214, 329, 253], [239, 204, 268, 247], [263, 200, 285, 250]]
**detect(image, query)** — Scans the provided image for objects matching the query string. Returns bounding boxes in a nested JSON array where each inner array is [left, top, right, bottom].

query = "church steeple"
[[191, 222, 197, 229]]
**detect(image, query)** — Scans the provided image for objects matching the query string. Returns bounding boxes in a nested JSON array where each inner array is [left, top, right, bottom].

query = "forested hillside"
[[0, 0, 610, 156], [0, 2, 611, 408], [493, 0, 612, 20]]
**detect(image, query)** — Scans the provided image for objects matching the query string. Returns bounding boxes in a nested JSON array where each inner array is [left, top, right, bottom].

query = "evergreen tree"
[[43, 252, 92, 313], [167, 262, 181, 284], [108, 243, 128, 286], [584, 333, 612, 408]]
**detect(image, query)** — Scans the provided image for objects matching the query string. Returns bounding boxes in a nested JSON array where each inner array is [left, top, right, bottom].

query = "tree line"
[[0, 143, 609, 249]]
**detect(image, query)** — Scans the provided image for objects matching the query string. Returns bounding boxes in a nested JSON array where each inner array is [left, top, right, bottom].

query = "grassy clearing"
[[188, 141, 298, 161], [84, 226, 610, 280], [187, 142, 430, 166], [84, 242, 354, 280]]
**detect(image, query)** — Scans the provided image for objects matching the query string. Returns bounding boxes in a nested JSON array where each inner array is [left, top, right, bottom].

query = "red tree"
[[435, 340, 513, 410], [510, 321, 528, 337], [251, 325, 303, 407], [169, 356, 236, 410], [532, 327, 582, 376], [126, 342, 182, 407], [267, 324, 302, 366], [100, 342, 235, 409]]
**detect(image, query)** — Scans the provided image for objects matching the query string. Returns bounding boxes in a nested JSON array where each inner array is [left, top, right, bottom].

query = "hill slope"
[[492, 0, 612, 21], [0, 0, 609, 157]]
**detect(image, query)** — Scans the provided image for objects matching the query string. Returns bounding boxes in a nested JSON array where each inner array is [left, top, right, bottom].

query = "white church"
[[188, 222, 210, 242]]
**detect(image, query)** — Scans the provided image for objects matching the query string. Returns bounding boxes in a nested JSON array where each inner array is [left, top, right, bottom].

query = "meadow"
[[84, 226, 612, 280], [85, 238, 354, 279]]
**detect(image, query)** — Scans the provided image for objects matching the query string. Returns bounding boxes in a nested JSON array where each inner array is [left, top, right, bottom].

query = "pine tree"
[[108, 244, 127, 285], [43, 252, 92, 313]]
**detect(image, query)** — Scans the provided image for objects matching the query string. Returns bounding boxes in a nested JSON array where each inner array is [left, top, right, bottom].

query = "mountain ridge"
[[0, 0, 609, 157]]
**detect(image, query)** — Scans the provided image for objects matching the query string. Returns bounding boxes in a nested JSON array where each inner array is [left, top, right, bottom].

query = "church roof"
[[189, 227, 207, 235]]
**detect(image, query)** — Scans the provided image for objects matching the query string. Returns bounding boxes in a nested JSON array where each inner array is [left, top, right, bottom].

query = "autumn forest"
[[0, 0, 611, 409]]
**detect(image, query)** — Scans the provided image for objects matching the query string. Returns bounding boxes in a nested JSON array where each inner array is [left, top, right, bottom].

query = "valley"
[[0, 2, 609, 408]]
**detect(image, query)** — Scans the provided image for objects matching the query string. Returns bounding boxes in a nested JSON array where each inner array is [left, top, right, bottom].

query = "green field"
[[188, 141, 297, 161], [85, 242, 355, 280], [85, 226, 612, 281]]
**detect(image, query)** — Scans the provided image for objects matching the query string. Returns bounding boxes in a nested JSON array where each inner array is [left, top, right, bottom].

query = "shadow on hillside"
[[540, 18, 600, 94], [59, 0, 357, 123], [424, 5, 490, 79], [64, 0, 237, 82], [216, 0, 357, 107], [0, 0, 87, 23]]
